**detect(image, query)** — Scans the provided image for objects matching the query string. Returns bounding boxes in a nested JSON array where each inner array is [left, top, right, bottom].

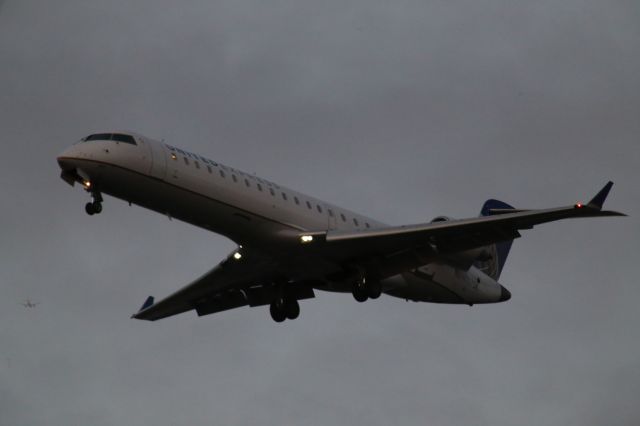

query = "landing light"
[[300, 235, 314, 243], [83, 180, 92, 189], [233, 252, 242, 260]]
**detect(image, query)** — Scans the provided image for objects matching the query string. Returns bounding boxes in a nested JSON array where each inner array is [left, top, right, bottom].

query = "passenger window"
[[270, 188, 275, 196], [232, 174, 237, 183], [340, 213, 346, 222], [219, 170, 225, 178], [328, 209, 334, 217], [207, 165, 212, 173], [317, 205, 322, 213], [245, 179, 250, 187], [183, 157, 189, 165], [306, 201, 312, 209], [195, 161, 200, 169], [294, 196, 300, 205], [353, 218, 359, 226], [365, 222, 370, 228], [282, 192, 287, 201], [257, 183, 263, 192]]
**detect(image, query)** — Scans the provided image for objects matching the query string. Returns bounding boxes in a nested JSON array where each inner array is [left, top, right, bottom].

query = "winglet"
[[133, 296, 154, 317], [587, 181, 614, 210]]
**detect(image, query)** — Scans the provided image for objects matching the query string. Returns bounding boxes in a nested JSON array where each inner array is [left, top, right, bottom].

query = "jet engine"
[[431, 215, 453, 223]]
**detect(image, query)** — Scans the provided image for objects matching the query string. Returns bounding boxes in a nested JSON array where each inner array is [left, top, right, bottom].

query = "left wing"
[[133, 249, 314, 321], [306, 181, 626, 263]]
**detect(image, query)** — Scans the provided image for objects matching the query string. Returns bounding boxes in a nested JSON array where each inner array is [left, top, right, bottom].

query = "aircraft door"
[[147, 140, 167, 180]]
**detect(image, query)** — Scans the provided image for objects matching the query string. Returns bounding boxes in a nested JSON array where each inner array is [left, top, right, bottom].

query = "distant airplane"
[[21, 299, 39, 308], [57, 132, 625, 323]]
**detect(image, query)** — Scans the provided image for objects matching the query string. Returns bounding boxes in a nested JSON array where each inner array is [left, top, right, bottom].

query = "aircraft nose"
[[57, 145, 77, 161], [57, 153, 74, 171], [57, 144, 84, 169], [56, 145, 88, 186], [499, 285, 511, 302]]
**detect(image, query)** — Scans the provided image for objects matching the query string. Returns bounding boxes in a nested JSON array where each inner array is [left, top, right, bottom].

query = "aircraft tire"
[[93, 202, 103, 214], [285, 299, 300, 320], [85, 202, 95, 215], [270, 302, 286, 323], [367, 280, 382, 299], [352, 284, 368, 302]]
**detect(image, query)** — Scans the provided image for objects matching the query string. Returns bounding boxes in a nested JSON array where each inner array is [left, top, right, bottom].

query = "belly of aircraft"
[[383, 263, 503, 305]]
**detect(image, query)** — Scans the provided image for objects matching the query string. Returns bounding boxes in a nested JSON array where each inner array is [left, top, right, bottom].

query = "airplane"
[[21, 299, 39, 308], [57, 132, 625, 323]]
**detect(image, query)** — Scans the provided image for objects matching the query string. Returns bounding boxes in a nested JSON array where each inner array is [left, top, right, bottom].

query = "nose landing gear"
[[84, 191, 103, 216]]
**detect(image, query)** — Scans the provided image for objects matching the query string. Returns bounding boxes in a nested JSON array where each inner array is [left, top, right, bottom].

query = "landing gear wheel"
[[85, 190, 103, 216], [352, 281, 369, 303], [367, 280, 382, 299], [285, 299, 300, 320], [269, 301, 286, 323]]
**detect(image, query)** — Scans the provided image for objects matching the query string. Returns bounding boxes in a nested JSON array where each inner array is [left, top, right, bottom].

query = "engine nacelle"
[[429, 216, 493, 269], [453, 247, 493, 264], [431, 215, 454, 223], [442, 246, 494, 271]]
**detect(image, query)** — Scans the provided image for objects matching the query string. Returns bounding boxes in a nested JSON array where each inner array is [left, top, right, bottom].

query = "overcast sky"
[[1, 1, 638, 425]]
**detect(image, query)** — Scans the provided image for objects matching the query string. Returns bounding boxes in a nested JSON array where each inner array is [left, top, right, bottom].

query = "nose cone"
[[57, 145, 81, 168], [499, 285, 511, 302], [57, 141, 96, 172], [57, 152, 73, 172], [57, 145, 89, 186]]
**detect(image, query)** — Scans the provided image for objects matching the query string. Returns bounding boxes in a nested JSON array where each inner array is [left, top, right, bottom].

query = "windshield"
[[82, 133, 137, 145]]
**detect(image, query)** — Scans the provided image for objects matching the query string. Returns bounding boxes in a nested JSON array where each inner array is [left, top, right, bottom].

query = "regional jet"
[[57, 132, 625, 323]]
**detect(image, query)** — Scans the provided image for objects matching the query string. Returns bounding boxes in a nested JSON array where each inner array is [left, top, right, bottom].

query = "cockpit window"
[[83, 133, 137, 145], [111, 134, 136, 144], [84, 133, 112, 142]]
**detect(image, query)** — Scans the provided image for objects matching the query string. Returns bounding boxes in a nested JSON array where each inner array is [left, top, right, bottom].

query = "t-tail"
[[474, 199, 516, 280]]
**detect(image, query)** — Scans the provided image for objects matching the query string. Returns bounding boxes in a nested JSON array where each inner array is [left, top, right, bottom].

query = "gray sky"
[[1, 0, 638, 425]]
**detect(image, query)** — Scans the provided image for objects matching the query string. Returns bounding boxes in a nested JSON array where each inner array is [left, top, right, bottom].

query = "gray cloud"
[[1, 0, 638, 425]]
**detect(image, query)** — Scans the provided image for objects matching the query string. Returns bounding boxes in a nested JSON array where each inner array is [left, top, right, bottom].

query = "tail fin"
[[475, 199, 516, 280]]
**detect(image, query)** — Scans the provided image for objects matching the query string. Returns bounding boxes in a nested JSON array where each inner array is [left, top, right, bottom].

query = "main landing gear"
[[85, 191, 103, 216], [352, 276, 382, 303], [268, 280, 302, 323], [269, 297, 300, 323]]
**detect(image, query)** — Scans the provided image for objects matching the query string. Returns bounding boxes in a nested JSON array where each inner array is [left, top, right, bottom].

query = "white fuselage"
[[57, 133, 506, 305]]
